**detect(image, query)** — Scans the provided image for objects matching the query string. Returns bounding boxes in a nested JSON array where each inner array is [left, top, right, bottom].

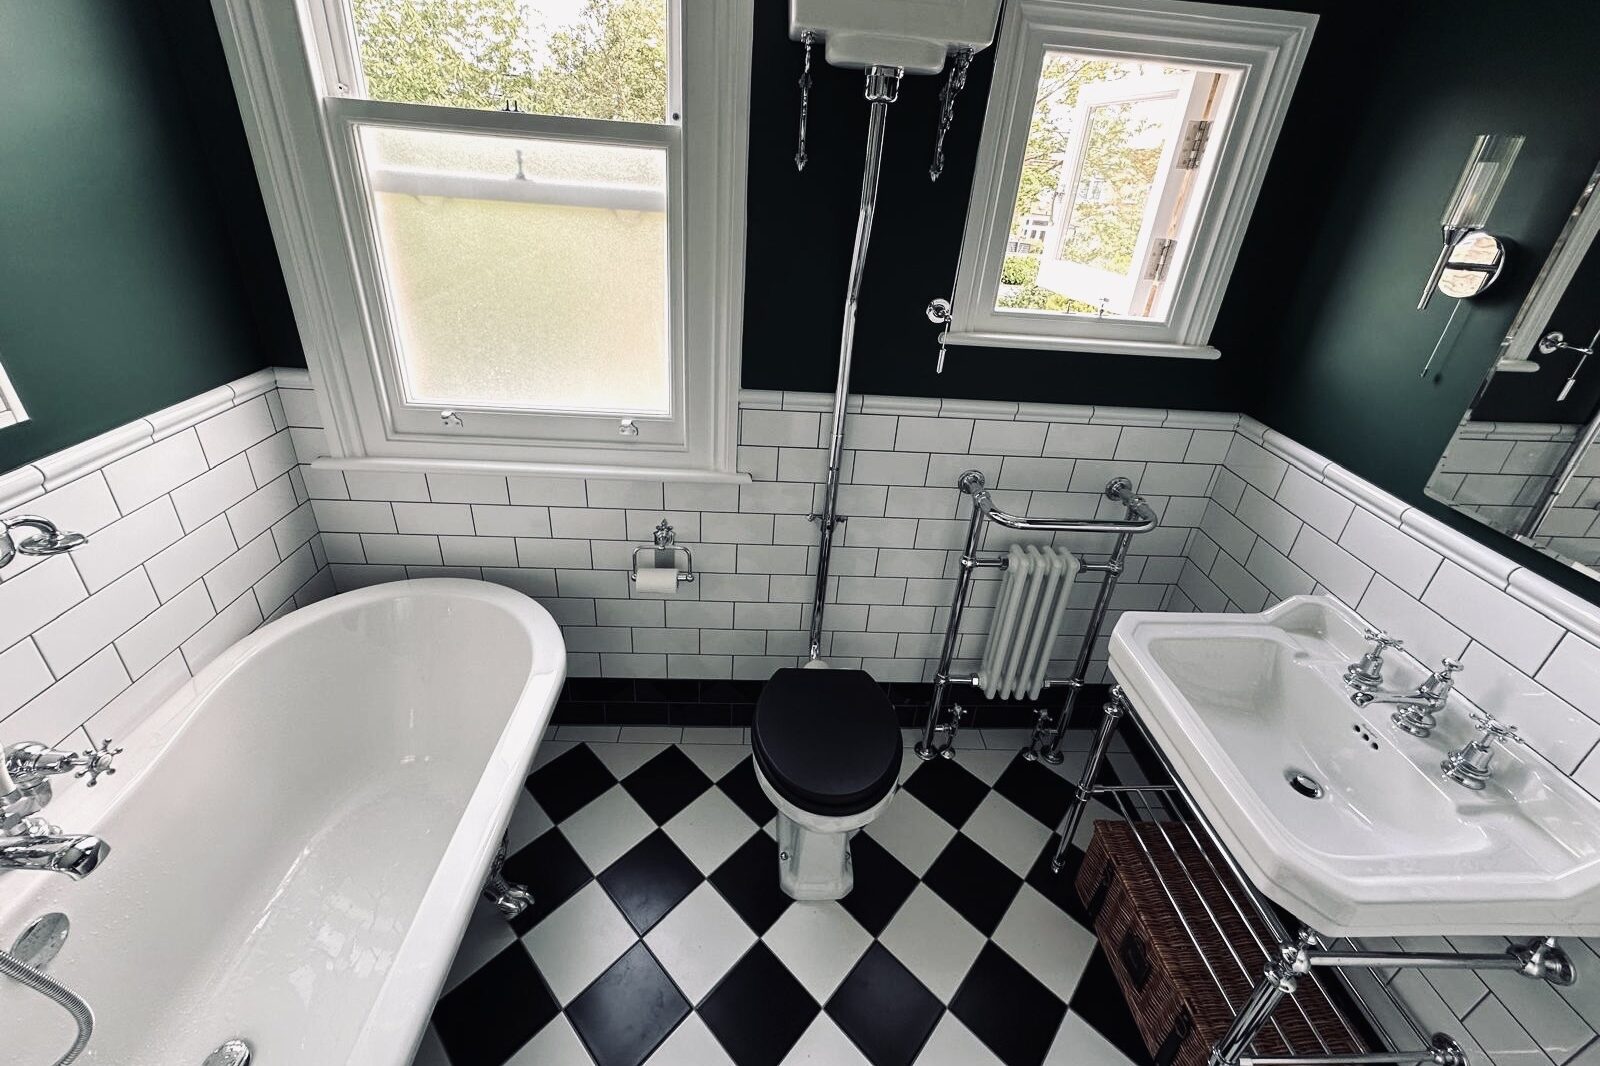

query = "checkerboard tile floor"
[[410, 727, 1152, 1066]]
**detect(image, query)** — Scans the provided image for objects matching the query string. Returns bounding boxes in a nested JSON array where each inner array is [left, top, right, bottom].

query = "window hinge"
[[1178, 119, 1212, 169], [1146, 238, 1177, 282]]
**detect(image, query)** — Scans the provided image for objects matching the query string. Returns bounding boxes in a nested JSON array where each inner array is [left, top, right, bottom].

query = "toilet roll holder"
[[630, 519, 696, 585]]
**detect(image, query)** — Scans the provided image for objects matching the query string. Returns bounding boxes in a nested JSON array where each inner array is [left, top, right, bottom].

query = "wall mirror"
[[1426, 156, 1600, 579]]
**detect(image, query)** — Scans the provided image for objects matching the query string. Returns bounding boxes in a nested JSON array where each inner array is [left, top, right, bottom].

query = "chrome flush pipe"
[[808, 65, 902, 661]]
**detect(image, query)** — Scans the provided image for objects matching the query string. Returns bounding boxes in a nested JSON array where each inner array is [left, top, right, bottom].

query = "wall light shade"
[[1418, 133, 1525, 310], [1441, 134, 1524, 232]]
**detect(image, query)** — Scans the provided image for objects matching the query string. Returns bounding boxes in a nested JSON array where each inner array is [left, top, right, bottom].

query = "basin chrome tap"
[[0, 739, 120, 879], [1441, 710, 1527, 790], [1350, 658, 1463, 738], [1343, 629, 1403, 693]]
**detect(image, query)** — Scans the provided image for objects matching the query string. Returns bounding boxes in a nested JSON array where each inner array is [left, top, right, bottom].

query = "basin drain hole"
[[1285, 770, 1324, 799]]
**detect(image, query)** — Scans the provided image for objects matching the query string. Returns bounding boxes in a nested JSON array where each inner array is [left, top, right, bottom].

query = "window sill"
[[944, 331, 1221, 360], [310, 455, 752, 485]]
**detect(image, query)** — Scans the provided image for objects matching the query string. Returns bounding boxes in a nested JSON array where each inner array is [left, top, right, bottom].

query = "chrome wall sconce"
[[1417, 133, 1524, 311]]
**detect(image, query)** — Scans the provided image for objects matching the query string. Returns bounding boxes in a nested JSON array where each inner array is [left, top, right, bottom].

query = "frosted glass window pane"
[[350, 0, 670, 123], [360, 124, 671, 415]]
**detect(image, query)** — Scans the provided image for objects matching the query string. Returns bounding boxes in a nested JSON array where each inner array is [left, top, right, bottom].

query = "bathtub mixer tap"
[[0, 739, 119, 879], [0, 513, 88, 570]]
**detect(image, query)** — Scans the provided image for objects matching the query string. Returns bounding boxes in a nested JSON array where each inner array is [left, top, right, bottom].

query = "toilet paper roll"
[[635, 565, 680, 594]]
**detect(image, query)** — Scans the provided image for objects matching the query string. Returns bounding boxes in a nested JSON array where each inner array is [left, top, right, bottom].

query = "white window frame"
[[209, 0, 752, 479], [0, 356, 26, 430], [947, 0, 1315, 360]]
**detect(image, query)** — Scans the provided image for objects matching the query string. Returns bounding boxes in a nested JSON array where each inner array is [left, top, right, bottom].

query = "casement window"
[[212, 0, 751, 477], [947, 0, 1315, 359], [0, 357, 25, 430]]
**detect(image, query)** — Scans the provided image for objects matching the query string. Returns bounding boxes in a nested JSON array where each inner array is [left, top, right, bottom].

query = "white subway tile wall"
[[307, 391, 1231, 686], [6, 373, 1600, 1065], [0, 372, 333, 754]]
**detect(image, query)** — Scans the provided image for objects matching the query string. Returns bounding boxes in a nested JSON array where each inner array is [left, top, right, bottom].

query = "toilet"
[[751, 667, 902, 900]]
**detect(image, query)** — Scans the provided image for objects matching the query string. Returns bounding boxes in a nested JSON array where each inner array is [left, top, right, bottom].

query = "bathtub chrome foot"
[[483, 839, 533, 921], [203, 1039, 252, 1065]]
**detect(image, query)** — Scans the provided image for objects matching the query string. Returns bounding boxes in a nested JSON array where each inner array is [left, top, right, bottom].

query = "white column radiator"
[[975, 544, 1082, 700]]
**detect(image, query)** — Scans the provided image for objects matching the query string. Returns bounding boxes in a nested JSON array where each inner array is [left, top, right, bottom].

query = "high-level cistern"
[[1, 739, 121, 879]]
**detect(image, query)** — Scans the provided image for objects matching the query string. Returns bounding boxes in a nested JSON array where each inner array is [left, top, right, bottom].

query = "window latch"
[[439, 410, 463, 427], [618, 419, 640, 438]]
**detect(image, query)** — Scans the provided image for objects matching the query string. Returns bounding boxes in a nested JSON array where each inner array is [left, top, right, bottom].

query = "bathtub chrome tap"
[[0, 514, 89, 570], [0, 740, 119, 878], [1350, 658, 1462, 738]]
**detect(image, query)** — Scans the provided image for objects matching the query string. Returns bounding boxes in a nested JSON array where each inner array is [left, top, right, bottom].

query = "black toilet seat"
[[751, 668, 901, 818]]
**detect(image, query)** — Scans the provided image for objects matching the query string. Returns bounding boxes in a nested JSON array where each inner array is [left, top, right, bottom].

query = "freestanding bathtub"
[[0, 579, 564, 1065]]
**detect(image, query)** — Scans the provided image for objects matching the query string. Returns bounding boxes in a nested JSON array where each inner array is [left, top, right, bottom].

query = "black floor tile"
[[566, 942, 690, 1066], [923, 834, 1023, 937], [699, 943, 820, 1066], [826, 944, 944, 1066], [622, 745, 714, 823], [951, 942, 1069, 1066], [599, 830, 704, 935], [901, 756, 989, 828], [432, 944, 560, 1066], [1068, 947, 1152, 1066], [994, 753, 1075, 828], [500, 829, 594, 936], [837, 832, 917, 936], [716, 756, 776, 825], [709, 831, 792, 935], [527, 744, 617, 822], [1026, 837, 1095, 929]]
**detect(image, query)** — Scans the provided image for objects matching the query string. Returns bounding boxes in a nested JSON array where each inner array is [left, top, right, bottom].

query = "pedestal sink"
[[1108, 595, 1600, 938]]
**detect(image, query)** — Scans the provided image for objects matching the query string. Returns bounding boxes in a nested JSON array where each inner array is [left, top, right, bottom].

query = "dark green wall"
[[0, 0, 299, 472], [1233, 0, 1600, 600], [738, 0, 1391, 409]]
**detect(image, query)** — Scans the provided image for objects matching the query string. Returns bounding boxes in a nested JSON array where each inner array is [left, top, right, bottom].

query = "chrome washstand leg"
[[1049, 688, 1125, 872], [1209, 933, 1313, 1066], [482, 838, 533, 920]]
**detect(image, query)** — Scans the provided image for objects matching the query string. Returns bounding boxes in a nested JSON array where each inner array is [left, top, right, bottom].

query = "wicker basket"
[[1076, 820, 1366, 1066]]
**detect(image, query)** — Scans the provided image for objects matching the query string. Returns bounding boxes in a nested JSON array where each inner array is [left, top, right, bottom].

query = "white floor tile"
[[644, 883, 757, 1004], [679, 743, 750, 781], [954, 749, 1015, 787], [878, 885, 987, 1003], [913, 1013, 1005, 1065], [554, 725, 622, 742], [533, 740, 577, 770], [619, 725, 684, 744], [962, 791, 1051, 876], [1073, 799, 1121, 849], [780, 1014, 873, 1065], [993, 884, 1097, 1001], [979, 728, 1034, 751], [663, 789, 758, 873], [442, 902, 517, 994], [522, 882, 637, 1004], [644, 1014, 737, 1066], [559, 786, 655, 873], [409, 1025, 453, 1066], [762, 901, 872, 1001], [505, 1016, 595, 1065], [864, 791, 955, 877], [590, 741, 668, 780], [1045, 1010, 1138, 1066], [504, 795, 553, 854], [680, 726, 745, 744], [899, 749, 929, 783]]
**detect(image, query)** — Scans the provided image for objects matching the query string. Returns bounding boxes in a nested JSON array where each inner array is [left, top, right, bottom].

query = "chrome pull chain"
[[929, 48, 973, 182], [795, 31, 815, 172]]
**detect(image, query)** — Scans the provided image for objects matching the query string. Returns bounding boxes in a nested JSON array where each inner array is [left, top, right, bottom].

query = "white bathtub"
[[0, 579, 564, 1065]]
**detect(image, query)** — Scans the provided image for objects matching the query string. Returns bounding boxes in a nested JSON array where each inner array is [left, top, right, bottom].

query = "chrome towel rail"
[[915, 470, 1156, 763]]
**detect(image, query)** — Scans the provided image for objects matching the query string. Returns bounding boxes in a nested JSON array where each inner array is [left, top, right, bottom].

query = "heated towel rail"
[[914, 469, 1157, 763]]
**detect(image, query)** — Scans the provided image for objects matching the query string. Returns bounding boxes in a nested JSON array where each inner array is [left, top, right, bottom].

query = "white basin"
[[1108, 595, 1600, 938]]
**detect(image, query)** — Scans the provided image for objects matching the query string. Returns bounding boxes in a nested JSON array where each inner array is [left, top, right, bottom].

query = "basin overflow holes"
[[1351, 722, 1380, 750]]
